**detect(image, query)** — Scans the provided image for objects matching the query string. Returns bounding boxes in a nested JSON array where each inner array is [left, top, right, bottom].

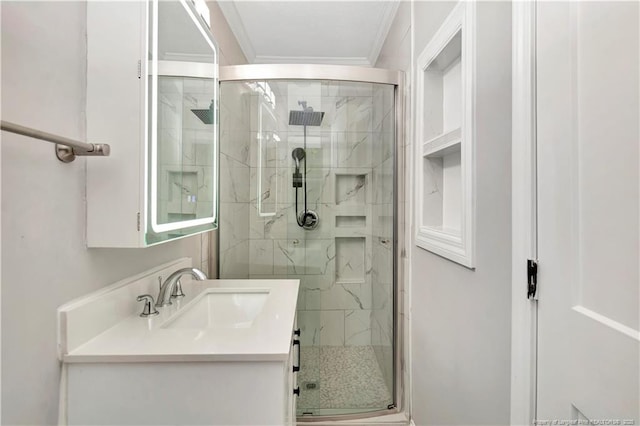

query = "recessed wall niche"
[[416, 1, 475, 268]]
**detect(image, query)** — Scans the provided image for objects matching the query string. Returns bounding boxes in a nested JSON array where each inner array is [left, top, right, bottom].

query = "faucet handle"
[[171, 279, 186, 298], [136, 294, 159, 317]]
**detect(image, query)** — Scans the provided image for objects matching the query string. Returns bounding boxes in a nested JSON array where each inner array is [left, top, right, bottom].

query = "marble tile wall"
[[218, 82, 252, 278], [219, 81, 395, 356]]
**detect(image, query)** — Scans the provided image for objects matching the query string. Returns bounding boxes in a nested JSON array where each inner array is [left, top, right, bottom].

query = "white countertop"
[[62, 279, 299, 363]]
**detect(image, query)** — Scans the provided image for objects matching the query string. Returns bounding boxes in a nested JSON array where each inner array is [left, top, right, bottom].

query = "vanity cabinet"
[[66, 345, 298, 425], [58, 265, 300, 425], [85, 0, 219, 247]]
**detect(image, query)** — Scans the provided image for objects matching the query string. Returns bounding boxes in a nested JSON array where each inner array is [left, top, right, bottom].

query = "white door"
[[536, 1, 640, 424]]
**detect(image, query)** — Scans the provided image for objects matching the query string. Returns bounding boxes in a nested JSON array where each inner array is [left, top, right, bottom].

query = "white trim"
[[216, 1, 256, 63], [572, 306, 640, 342], [367, 0, 402, 66], [156, 61, 217, 79], [414, 1, 476, 269], [407, 0, 415, 418], [220, 64, 402, 85], [253, 55, 372, 67], [0, 1, 3, 417], [511, 2, 538, 425]]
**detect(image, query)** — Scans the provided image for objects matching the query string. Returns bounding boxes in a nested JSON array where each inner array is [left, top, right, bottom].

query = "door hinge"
[[137, 212, 141, 231], [527, 259, 538, 299], [137, 60, 141, 79]]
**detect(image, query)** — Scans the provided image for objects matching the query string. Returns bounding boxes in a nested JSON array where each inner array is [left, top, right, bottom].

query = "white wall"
[[409, 2, 512, 424], [0, 2, 243, 424], [208, 0, 247, 67]]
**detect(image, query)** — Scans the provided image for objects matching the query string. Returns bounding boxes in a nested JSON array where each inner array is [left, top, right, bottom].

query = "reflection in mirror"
[[147, 0, 218, 245]]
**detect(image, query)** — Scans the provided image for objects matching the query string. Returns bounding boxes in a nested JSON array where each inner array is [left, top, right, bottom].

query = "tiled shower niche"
[[219, 80, 395, 415]]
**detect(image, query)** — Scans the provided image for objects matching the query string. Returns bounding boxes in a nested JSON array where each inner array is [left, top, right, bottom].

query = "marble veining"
[[319, 281, 372, 311], [249, 239, 274, 275], [335, 174, 367, 205], [338, 132, 371, 168], [304, 239, 335, 276], [219, 153, 250, 203], [274, 239, 305, 275], [218, 240, 249, 279], [345, 310, 373, 345], [219, 203, 249, 251], [335, 237, 365, 282]]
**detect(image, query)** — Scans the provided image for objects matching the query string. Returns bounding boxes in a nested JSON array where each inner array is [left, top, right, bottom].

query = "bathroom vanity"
[[58, 259, 299, 425]]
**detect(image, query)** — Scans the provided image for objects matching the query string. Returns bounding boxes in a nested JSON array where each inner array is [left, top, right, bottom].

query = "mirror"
[[146, 0, 218, 245]]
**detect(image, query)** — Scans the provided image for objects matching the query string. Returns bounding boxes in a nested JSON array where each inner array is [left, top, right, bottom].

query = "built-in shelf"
[[423, 127, 462, 157], [415, 1, 475, 268]]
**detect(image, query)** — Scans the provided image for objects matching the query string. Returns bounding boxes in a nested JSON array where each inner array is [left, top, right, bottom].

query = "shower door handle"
[[292, 339, 300, 372]]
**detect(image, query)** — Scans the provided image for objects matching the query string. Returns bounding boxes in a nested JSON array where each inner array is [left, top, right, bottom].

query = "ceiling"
[[217, 1, 401, 66]]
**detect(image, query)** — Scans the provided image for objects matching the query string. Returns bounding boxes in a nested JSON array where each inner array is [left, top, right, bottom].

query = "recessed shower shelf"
[[336, 216, 366, 228]]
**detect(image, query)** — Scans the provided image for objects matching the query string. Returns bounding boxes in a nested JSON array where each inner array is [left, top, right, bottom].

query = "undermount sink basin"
[[162, 288, 270, 329]]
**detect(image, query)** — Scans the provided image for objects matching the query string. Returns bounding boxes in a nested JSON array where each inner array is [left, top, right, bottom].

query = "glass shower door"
[[219, 78, 395, 417]]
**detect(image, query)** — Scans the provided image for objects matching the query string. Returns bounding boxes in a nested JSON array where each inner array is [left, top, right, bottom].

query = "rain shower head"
[[289, 102, 324, 126]]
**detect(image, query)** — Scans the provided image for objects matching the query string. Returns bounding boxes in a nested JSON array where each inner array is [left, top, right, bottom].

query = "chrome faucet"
[[155, 267, 207, 308]]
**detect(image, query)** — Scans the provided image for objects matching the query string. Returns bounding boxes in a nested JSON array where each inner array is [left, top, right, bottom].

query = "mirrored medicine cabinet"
[[86, 0, 219, 248]]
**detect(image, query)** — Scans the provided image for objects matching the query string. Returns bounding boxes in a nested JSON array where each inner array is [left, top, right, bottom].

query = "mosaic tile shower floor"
[[297, 346, 392, 414]]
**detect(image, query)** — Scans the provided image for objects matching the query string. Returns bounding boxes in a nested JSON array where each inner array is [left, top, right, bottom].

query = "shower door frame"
[[219, 64, 406, 421]]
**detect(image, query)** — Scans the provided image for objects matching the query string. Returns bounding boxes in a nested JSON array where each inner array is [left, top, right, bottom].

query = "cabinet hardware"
[[292, 339, 300, 372]]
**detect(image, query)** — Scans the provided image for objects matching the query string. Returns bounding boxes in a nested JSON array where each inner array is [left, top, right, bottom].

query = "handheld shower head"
[[292, 147, 305, 170]]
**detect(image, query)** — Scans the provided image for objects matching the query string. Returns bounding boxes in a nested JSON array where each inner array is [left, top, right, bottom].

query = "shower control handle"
[[292, 339, 300, 372]]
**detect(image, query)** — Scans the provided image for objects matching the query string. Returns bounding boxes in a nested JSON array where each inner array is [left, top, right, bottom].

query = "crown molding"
[[217, 1, 256, 63], [367, 0, 401, 66], [253, 55, 372, 67]]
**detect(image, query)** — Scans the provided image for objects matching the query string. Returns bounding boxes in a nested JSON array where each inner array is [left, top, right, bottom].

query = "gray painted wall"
[[410, 2, 513, 424]]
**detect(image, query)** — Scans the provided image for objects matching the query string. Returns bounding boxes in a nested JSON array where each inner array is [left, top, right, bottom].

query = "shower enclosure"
[[218, 65, 402, 419]]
